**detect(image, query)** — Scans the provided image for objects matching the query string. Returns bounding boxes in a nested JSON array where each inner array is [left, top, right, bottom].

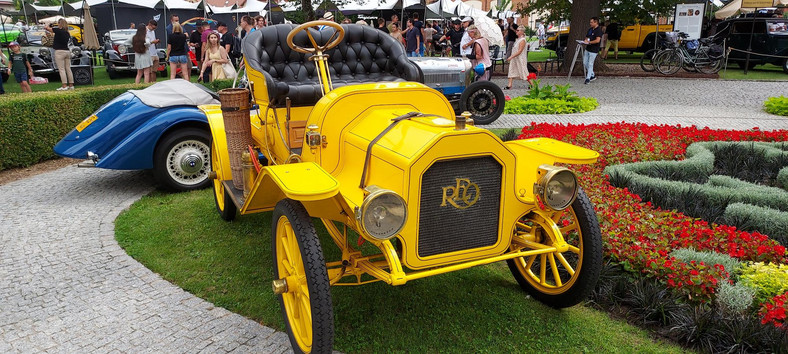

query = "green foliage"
[[670, 248, 742, 278], [0, 84, 141, 171], [716, 282, 756, 314], [517, 0, 683, 26], [605, 141, 788, 239], [204, 79, 234, 92], [504, 80, 598, 114], [765, 96, 788, 117], [740, 262, 788, 305]]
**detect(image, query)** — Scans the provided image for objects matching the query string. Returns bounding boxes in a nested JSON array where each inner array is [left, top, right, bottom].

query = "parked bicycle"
[[639, 36, 671, 72], [653, 32, 724, 75]]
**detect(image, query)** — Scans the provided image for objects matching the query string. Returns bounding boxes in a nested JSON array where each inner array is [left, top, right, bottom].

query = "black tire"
[[211, 142, 237, 221], [459, 80, 505, 125], [72, 66, 92, 85], [655, 50, 682, 75], [106, 63, 118, 79], [639, 49, 658, 72], [782, 59, 788, 74], [272, 199, 334, 354], [506, 189, 602, 308], [153, 127, 212, 191]]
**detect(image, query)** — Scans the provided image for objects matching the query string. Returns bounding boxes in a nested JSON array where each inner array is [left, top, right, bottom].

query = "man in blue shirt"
[[582, 17, 603, 84]]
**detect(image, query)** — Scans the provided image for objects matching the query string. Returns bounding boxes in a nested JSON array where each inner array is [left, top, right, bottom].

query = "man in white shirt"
[[459, 17, 473, 56], [146, 20, 161, 83]]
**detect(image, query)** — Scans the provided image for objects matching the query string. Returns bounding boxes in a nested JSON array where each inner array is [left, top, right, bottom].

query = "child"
[[9, 42, 33, 93]]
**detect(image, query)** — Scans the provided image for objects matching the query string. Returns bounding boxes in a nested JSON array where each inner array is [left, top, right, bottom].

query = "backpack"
[[231, 34, 242, 59]]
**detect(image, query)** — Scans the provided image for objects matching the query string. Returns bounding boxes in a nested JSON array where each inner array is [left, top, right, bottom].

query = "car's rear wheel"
[[783, 59, 788, 74], [153, 128, 212, 191], [106, 63, 118, 79], [459, 80, 505, 125], [272, 199, 334, 354], [506, 189, 602, 308], [211, 142, 237, 221]]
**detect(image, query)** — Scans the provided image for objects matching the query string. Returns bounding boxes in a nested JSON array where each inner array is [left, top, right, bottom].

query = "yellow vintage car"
[[205, 21, 603, 353]]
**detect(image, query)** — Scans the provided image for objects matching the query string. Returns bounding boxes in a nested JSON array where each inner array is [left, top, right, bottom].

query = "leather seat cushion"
[[244, 24, 421, 106]]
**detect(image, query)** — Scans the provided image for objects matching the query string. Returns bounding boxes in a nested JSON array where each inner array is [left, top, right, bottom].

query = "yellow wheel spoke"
[[555, 253, 576, 276], [539, 254, 547, 286], [281, 259, 295, 275], [559, 224, 578, 235], [525, 255, 536, 270], [549, 253, 562, 287], [551, 210, 565, 223], [516, 221, 533, 232], [567, 245, 580, 254]]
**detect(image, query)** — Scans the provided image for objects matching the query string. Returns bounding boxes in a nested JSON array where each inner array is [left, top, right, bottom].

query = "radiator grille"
[[417, 156, 502, 257], [422, 72, 464, 85]]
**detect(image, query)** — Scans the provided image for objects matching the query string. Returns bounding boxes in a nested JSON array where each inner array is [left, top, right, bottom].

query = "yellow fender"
[[199, 104, 233, 183], [243, 162, 344, 218]]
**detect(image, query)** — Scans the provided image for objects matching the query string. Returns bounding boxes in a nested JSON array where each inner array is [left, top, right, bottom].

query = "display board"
[[674, 3, 706, 40], [742, 0, 775, 7]]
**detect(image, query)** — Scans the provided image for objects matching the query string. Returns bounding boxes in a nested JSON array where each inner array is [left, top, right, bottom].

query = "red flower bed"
[[518, 122, 788, 302], [761, 292, 788, 327]]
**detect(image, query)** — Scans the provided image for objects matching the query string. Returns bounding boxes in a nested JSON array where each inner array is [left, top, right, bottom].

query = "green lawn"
[[718, 63, 787, 80], [116, 189, 686, 353]]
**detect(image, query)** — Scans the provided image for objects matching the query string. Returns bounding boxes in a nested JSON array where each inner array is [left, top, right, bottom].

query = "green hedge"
[[605, 141, 788, 241], [764, 96, 788, 116], [0, 80, 235, 171]]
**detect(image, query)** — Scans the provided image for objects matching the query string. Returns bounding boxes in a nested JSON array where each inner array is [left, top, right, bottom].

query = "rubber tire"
[[655, 50, 682, 75], [459, 80, 505, 125], [72, 66, 91, 85], [106, 63, 118, 79], [153, 127, 212, 191], [783, 59, 788, 74], [639, 49, 658, 72], [506, 189, 603, 309], [211, 142, 237, 221], [272, 199, 334, 354]]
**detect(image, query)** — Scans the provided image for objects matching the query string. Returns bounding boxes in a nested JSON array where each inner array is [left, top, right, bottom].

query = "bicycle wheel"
[[695, 51, 722, 74], [655, 50, 683, 75], [640, 49, 659, 72]]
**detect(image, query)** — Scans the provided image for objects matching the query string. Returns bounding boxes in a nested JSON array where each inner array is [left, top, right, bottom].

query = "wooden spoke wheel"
[[211, 142, 236, 221], [507, 189, 602, 308], [272, 199, 333, 353]]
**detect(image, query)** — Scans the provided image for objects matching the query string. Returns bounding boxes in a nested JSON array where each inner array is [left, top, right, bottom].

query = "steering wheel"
[[286, 21, 345, 54]]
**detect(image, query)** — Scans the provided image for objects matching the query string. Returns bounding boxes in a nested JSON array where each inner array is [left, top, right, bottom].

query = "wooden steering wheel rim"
[[285, 21, 345, 54]]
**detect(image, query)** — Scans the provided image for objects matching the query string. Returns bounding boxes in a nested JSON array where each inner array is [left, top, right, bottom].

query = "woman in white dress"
[[131, 26, 152, 84], [505, 27, 529, 89]]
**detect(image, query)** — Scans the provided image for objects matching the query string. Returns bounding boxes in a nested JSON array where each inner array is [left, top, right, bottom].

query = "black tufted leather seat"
[[244, 24, 422, 107]]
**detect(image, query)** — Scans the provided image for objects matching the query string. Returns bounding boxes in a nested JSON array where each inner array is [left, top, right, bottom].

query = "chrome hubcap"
[[166, 139, 210, 186], [179, 152, 204, 174]]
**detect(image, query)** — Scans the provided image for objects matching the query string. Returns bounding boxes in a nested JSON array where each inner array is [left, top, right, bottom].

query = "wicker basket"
[[219, 88, 253, 190]]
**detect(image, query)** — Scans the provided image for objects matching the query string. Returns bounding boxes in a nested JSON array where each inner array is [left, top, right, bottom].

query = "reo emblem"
[[441, 178, 480, 210]]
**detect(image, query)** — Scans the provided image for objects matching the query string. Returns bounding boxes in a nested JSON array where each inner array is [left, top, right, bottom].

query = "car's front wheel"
[[272, 199, 334, 354], [153, 128, 212, 191], [506, 189, 602, 308], [459, 80, 505, 125], [106, 63, 118, 79], [783, 59, 788, 74]]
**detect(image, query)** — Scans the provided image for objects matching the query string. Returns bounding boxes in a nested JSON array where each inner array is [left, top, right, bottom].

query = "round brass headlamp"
[[356, 186, 407, 241], [534, 165, 578, 210]]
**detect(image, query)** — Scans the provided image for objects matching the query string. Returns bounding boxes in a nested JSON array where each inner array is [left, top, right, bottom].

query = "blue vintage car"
[[54, 80, 218, 191]]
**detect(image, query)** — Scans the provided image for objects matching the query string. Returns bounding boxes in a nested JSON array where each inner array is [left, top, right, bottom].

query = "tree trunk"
[[301, 0, 316, 22], [562, 0, 607, 73]]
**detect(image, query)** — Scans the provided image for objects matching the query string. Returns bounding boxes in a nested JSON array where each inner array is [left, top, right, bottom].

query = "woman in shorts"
[[166, 23, 190, 81]]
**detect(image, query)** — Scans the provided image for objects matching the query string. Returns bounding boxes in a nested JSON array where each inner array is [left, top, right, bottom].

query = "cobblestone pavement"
[[0, 168, 292, 353], [1, 77, 786, 353], [488, 77, 788, 131]]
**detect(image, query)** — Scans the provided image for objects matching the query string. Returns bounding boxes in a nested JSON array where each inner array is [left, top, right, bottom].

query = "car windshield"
[[1, 24, 21, 31], [110, 30, 136, 41]]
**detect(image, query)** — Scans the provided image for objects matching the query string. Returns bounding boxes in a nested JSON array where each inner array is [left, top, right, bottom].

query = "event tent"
[[715, 0, 788, 19]]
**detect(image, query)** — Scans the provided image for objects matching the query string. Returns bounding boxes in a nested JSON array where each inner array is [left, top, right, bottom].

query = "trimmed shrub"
[[716, 282, 756, 314], [0, 85, 141, 170], [723, 203, 788, 246], [765, 96, 788, 116], [504, 79, 598, 114], [670, 248, 742, 278]]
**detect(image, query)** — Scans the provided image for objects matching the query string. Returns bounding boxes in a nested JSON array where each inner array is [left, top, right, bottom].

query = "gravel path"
[[0, 77, 786, 353], [488, 77, 788, 131]]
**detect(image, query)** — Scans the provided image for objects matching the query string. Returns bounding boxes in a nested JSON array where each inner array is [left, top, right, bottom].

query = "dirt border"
[[0, 158, 81, 186]]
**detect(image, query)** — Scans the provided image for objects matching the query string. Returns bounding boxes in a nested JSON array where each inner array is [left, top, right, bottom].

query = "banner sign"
[[674, 3, 706, 40], [742, 0, 775, 7]]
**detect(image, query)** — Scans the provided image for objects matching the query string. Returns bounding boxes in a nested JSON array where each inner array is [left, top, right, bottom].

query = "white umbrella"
[[472, 15, 505, 47]]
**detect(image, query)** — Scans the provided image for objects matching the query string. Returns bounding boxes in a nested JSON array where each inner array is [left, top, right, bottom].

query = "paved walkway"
[[0, 77, 786, 353], [489, 77, 788, 131], [0, 168, 291, 353]]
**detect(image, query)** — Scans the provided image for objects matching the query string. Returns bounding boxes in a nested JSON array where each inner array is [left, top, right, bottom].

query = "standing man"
[[536, 19, 546, 47], [405, 19, 420, 57], [388, 14, 399, 33], [411, 12, 425, 56], [438, 19, 464, 57], [240, 15, 255, 39], [146, 20, 160, 83], [166, 14, 179, 36], [459, 17, 474, 57], [602, 20, 620, 59], [504, 17, 518, 58], [217, 22, 234, 66], [582, 17, 603, 84], [190, 21, 205, 73]]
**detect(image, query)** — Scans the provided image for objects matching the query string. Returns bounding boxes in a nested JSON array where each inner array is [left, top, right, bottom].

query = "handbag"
[[42, 31, 54, 47], [222, 62, 237, 80]]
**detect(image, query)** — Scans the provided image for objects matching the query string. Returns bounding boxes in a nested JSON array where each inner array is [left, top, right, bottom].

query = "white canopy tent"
[[38, 15, 84, 25], [715, 0, 788, 19], [165, 0, 203, 10], [118, 0, 162, 9]]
